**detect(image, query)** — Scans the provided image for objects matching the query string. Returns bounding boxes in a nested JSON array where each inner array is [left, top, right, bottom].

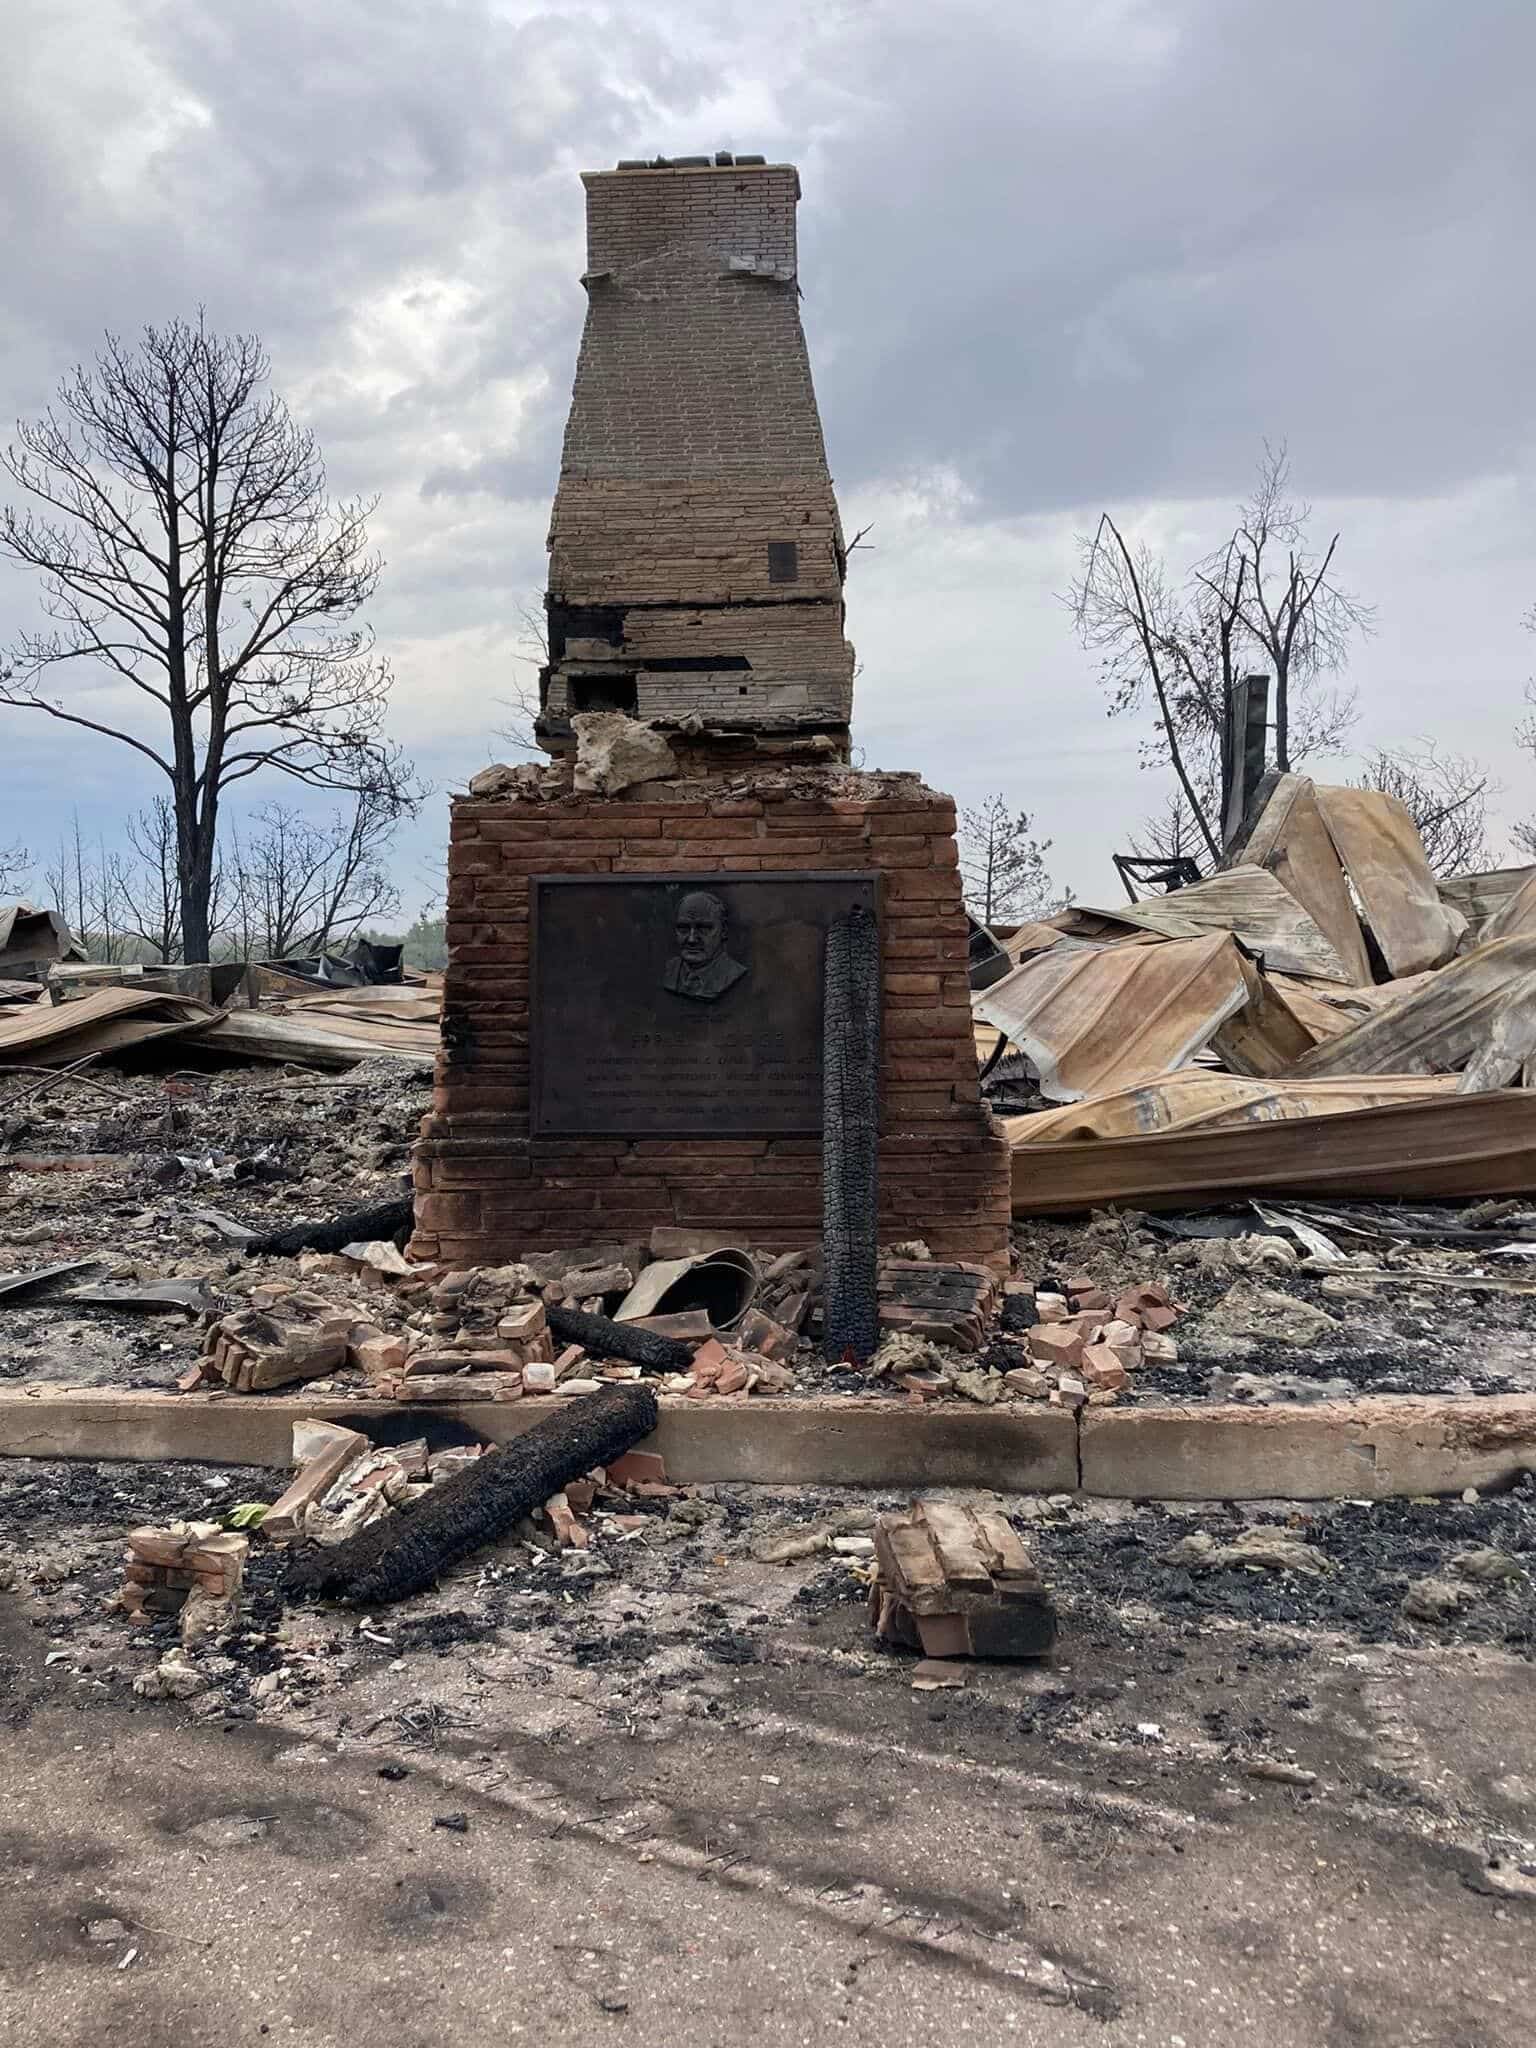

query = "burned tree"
[[1069, 514, 1228, 863], [104, 797, 196, 964], [0, 842, 28, 896], [221, 791, 401, 958], [41, 812, 132, 964], [1070, 443, 1370, 857], [1208, 445, 1371, 775], [958, 795, 1059, 924], [0, 318, 421, 963]]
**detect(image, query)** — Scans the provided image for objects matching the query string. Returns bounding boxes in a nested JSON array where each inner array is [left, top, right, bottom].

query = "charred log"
[[287, 1384, 658, 1605], [244, 1197, 413, 1258]]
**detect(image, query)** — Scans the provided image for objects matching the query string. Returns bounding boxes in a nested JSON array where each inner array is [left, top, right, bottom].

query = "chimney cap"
[[607, 151, 779, 173]]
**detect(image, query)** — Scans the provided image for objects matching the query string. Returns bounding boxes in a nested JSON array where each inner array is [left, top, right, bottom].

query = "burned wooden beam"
[[544, 1303, 694, 1374], [286, 1384, 658, 1605], [244, 1197, 412, 1259], [822, 905, 880, 1363]]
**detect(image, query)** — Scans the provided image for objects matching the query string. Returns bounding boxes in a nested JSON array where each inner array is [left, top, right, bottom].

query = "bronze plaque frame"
[[530, 871, 879, 1136]]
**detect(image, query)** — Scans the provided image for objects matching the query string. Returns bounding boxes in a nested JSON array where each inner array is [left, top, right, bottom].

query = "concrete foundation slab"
[[1079, 1395, 1536, 1501], [5, 1386, 1536, 1500]]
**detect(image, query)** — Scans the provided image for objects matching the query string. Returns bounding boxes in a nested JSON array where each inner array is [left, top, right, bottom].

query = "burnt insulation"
[[287, 1384, 659, 1605]]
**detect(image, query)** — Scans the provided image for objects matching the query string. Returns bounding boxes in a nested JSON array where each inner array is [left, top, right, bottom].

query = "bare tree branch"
[[217, 792, 403, 958], [1353, 742, 1497, 876], [1, 316, 423, 961], [958, 795, 1065, 925], [0, 841, 31, 900], [493, 593, 551, 758], [1068, 514, 1222, 860], [1068, 442, 1371, 846], [1219, 443, 1373, 772]]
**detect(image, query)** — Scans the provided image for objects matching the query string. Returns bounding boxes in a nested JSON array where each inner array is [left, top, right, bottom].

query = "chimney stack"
[[539, 157, 855, 763]]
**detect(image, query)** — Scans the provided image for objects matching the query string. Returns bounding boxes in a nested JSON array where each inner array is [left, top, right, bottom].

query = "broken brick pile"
[[878, 1255, 999, 1349], [189, 1236, 831, 1405], [195, 1287, 354, 1392], [186, 1229, 1190, 1413], [1008, 1275, 1180, 1409], [259, 1418, 686, 1559], [118, 1521, 248, 1646]]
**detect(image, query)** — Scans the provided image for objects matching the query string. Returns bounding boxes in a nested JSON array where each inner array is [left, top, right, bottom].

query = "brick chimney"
[[538, 155, 855, 762]]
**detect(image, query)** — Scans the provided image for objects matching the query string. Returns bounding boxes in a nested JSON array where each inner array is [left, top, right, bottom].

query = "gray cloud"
[[800, 0, 1536, 513], [2, 0, 1533, 907]]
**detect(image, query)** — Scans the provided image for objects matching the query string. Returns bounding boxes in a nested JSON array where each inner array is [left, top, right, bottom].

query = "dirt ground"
[[2, 1457, 1534, 2046]]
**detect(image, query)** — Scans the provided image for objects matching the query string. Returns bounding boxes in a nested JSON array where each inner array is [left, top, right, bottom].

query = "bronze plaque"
[[530, 871, 878, 1135]]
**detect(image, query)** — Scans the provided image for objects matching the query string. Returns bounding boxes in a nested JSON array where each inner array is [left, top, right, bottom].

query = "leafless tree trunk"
[[1068, 515, 1224, 861], [1, 318, 422, 962], [1069, 444, 1371, 849], [41, 814, 131, 962], [42, 815, 90, 957], [108, 797, 186, 962], [1203, 443, 1371, 774]]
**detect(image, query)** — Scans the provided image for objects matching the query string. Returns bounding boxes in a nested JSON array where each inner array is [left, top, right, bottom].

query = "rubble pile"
[[1014, 1276, 1180, 1409], [872, 1266, 1181, 1407], [193, 1286, 358, 1392], [981, 778, 1536, 1212], [392, 1265, 558, 1392], [286, 1384, 659, 1605], [172, 1230, 1054, 1410]]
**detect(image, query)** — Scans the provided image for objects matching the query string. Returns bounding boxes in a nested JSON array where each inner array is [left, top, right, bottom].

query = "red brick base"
[[410, 766, 1011, 1272]]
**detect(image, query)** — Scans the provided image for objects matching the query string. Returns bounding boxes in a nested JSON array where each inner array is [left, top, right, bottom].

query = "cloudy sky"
[[3, 0, 1534, 916]]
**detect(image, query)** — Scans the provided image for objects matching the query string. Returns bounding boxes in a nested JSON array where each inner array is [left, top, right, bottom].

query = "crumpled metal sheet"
[[1477, 870, 1536, 948], [1292, 932, 1536, 1079], [1010, 1087, 1536, 1215], [1313, 784, 1467, 977], [1075, 865, 1354, 981], [0, 984, 218, 1067], [973, 932, 1249, 1104], [1439, 865, 1536, 946], [1221, 772, 1373, 985], [1005, 1071, 1458, 1144]]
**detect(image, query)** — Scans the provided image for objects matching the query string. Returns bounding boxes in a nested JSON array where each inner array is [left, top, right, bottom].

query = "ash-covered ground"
[[0, 1058, 426, 1389], [3, 1453, 1535, 2047], [4, 1454, 1534, 1736], [4, 1054, 1536, 1413]]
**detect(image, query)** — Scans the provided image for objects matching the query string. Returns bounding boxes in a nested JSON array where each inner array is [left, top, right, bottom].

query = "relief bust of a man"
[[663, 889, 748, 1002]]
